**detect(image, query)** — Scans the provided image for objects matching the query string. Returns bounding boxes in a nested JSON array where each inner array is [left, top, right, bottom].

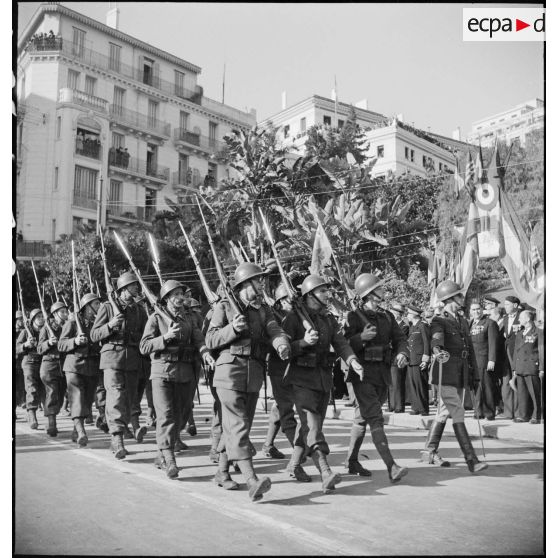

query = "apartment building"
[[16, 3, 256, 257]]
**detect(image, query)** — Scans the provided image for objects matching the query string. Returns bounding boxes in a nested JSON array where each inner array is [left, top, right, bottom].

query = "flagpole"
[[222, 63, 226, 104]]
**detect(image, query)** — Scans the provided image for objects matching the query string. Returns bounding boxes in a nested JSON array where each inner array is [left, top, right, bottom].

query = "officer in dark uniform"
[[469, 300, 499, 420], [343, 273, 409, 482], [421, 280, 488, 473], [206, 263, 291, 501], [483, 295, 500, 316], [501, 296, 521, 419], [58, 293, 101, 446], [406, 304, 430, 415], [90, 271, 148, 459], [140, 280, 214, 479], [511, 309, 543, 423], [388, 302, 409, 413], [37, 301, 68, 437], [16, 309, 45, 429]]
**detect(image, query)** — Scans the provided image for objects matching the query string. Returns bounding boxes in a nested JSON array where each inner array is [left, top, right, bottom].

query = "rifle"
[[178, 221, 219, 305], [71, 241, 86, 337], [195, 196, 242, 316], [148, 233, 164, 286], [30, 260, 56, 338], [16, 268, 34, 339], [113, 231, 182, 329], [87, 264, 95, 293], [95, 280, 101, 298], [52, 279, 60, 302], [99, 227, 124, 323]]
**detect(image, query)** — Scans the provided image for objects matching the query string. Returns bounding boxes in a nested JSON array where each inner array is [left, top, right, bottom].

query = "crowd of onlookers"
[[28, 30, 62, 51], [108, 146, 131, 168], [76, 133, 101, 158]]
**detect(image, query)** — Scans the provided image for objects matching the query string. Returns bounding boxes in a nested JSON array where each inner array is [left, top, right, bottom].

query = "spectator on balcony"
[[109, 146, 117, 166], [123, 148, 130, 169], [76, 132, 84, 154], [116, 147, 124, 167]]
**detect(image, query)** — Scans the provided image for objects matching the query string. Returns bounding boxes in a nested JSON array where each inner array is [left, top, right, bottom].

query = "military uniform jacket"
[[140, 307, 208, 383], [206, 300, 289, 393], [430, 312, 478, 388], [397, 319, 410, 337], [408, 320, 431, 366], [503, 313, 520, 363], [90, 300, 148, 371], [16, 328, 42, 366], [512, 326, 544, 376], [267, 308, 289, 378], [58, 317, 100, 376], [344, 308, 409, 385], [469, 316, 499, 372], [37, 322, 65, 375]]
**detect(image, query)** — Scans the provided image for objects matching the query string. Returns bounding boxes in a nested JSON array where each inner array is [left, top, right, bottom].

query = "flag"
[[309, 220, 333, 275], [464, 150, 476, 199], [453, 156, 464, 197], [474, 145, 484, 184], [459, 201, 480, 294], [427, 248, 438, 285]]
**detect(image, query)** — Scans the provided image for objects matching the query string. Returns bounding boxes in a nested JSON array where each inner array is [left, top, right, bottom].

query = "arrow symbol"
[[516, 19, 530, 31]]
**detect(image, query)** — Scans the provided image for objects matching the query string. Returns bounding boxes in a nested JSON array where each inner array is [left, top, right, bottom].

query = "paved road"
[[14, 392, 544, 556]]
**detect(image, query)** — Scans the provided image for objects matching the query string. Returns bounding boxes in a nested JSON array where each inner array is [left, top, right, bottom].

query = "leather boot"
[[214, 452, 239, 490], [421, 420, 450, 467], [28, 409, 38, 430], [123, 426, 134, 440], [453, 422, 488, 473], [74, 417, 88, 447], [111, 433, 126, 459], [162, 448, 179, 479], [345, 424, 371, 476], [312, 450, 341, 494], [71, 426, 78, 443], [209, 448, 220, 463], [175, 437, 189, 452], [372, 427, 408, 483], [286, 446, 311, 482], [46, 415, 58, 437], [236, 458, 271, 501], [96, 407, 109, 433], [154, 449, 166, 470], [131, 416, 147, 443]]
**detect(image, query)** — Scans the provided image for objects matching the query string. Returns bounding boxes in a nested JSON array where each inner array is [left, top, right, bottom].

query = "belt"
[[448, 350, 469, 358]]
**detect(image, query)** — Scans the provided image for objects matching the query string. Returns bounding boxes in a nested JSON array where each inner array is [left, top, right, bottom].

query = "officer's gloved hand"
[[395, 353, 408, 368], [349, 358, 364, 380], [232, 314, 248, 332], [360, 323, 377, 341], [303, 329, 319, 346], [276, 344, 291, 361], [204, 353, 215, 368], [419, 354, 430, 370], [487, 360, 495, 372]]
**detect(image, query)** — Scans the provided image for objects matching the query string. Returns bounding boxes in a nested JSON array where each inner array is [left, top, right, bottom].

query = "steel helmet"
[[436, 280, 463, 302], [29, 308, 43, 323], [354, 273, 384, 299], [160, 280, 185, 301], [50, 301, 67, 315], [116, 271, 139, 292], [15, 310, 23, 319], [300, 275, 329, 296], [274, 283, 289, 303], [233, 262, 266, 289], [79, 293, 100, 311]]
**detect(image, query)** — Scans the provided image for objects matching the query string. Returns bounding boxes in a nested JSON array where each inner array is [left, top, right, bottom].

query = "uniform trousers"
[[434, 385, 465, 424], [352, 381, 388, 432], [388, 365, 407, 411], [216, 388, 259, 461], [15, 358, 26, 406], [103, 369, 140, 435], [65, 372, 98, 419], [516, 375, 541, 422], [95, 368, 106, 410], [269, 374, 297, 445], [474, 367, 498, 419], [292, 386, 330, 455], [39, 360, 65, 416], [501, 361, 520, 418], [132, 357, 152, 419], [407, 365, 429, 414], [22, 361, 44, 411], [209, 383, 222, 450], [151, 378, 190, 450]]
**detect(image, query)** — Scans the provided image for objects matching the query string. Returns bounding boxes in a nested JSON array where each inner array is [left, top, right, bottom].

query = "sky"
[[16, 2, 544, 137]]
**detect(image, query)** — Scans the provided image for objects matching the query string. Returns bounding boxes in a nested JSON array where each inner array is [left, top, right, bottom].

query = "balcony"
[[173, 128, 225, 155], [26, 36, 63, 53], [15, 241, 52, 260], [75, 138, 102, 161], [108, 152, 169, 185], [72, 195, 98, 211], [106, 202, 148, 223], [58, 88, 108, 113], [109, 105, 171, 140]]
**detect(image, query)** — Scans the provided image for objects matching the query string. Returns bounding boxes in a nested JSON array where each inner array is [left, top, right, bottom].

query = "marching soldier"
[[406, 305, 431, 415], [37, 301, 69, 436], [16, 309, 45, 429], [388, 302, 409, 413], [343, 273, 409, 482], [421, 280, 488, 473], [283, 274, 364, 493], [14, 311, 26, 412], [90, 271, 148, 459], [58, 293, 101, 446], [206, 262, 291, 501], [140, 280, 214, 479]]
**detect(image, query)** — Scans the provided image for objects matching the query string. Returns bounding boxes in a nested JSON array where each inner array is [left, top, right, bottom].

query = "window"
[[377, 145, 384, 158], [111, 132, 124, 149], [145, 188, 156, 221], [300, 117, 306, 133], [51, 219, 56, 242], [109, 43, 121, 72], [148, 100, 158, 128], [338, 119, 345, 129], [439, 162, 443, 171], [146, 143, 158, 175], [283, 124, 290, 138], [54, 167, 59, 190], [67, 69, 79, 90], [410, 149, 415, 163], [72, 27, 85, 57], [73, 165, 98, 200], [178, 153, 189, 184], [72, 217, 82, 235], [323, 115, 331, 126], [142, 57, 155, 86], [174, 70, 185, 97], [179, 111, 189, 132], [113, 86, 125, 115], [209, 122, 218, 147], [206, 162, 217, 187], [84, 76, 97, 97], [56, 116, 61, 138], [108, 180, 122, 215], [405, 147, 409, 160], [423, 155, 427, 167]]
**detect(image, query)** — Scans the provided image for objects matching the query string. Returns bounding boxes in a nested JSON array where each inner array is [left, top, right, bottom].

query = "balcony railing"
[[109, 105, 171, 138], [171, 168, 203, 189], [108, 153, 169, 182], [26, 36, 64, 52], [75, 138, 102, 160], [59, 88, 108, 112], [106, 202, 146, 222], [16, 241, 52, 259], [72, 195, 98, 211], [173, 128, 225, 153]]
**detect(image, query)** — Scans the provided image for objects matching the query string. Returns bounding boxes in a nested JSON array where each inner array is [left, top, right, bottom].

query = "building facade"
[[16, 3, 256, 254], [466, 98, 544, 147]]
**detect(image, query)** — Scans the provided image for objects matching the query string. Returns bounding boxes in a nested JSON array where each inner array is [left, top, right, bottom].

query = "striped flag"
[[459, 201, 480, 294], [464, 150, 476, 199], [474, 145, 484, 184], [453, 156, 464, 197], [309, 220, 333, 275]]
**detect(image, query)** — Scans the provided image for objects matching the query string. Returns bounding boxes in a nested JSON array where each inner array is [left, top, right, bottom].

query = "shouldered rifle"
[[52, 279, 60, 302], [113, 231, 181, 328], [178, 221, 219, 305], [195, 196, 242, 316], [99, 227, 124, 320], [148, 233, 164, 286], [30, 260, 56, 338], [16, 268, 34, 339], [87, 264, 95, 293], [71, 241, 86, 337]]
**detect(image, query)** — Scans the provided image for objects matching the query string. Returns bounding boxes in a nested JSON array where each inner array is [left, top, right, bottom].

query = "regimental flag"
[[464, 150, 476, 199], [309, 220, 333, 275], [474, 145, 484, 184], [453, 155, 465, 197], [459, 201, 480, 294]]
